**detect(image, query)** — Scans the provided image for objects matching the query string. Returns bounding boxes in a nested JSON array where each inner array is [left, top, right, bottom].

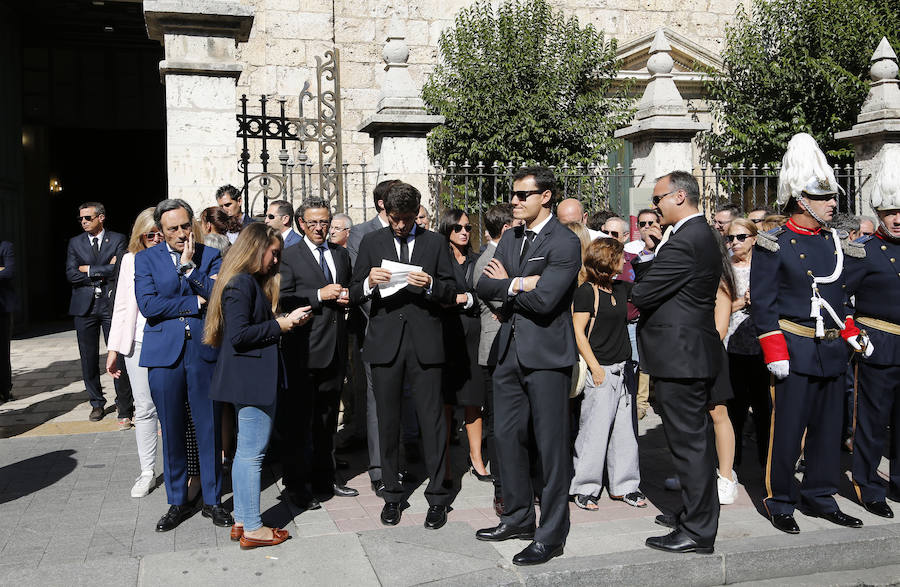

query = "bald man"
[[556, 198, 605, 240]]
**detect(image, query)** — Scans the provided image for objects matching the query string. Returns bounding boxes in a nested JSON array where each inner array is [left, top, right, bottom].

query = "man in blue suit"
[[65, 202, 131, 423], [264, 199, 301, 248], [135, 198, 231, 532]]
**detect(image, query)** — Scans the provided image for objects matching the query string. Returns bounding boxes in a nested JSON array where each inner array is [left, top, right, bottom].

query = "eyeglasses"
[[511, 189, 545, 201], [452, 224, 472, 233], [78, 215, 95, 221], [726, 233, 752, 243], [144, 232, 163, 241], [266, 214, 278, 220], [651, 190, 678, 206], [750, 218, 765, 224], [860, 231, 874, 236], [303, 219, 330, 227], [330, 226, 349, 232], [638, 220, 656, 228], [606, 231, 621, 238]]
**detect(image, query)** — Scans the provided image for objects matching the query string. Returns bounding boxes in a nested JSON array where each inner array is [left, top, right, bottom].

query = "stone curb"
[[452, 522, 900, 586]]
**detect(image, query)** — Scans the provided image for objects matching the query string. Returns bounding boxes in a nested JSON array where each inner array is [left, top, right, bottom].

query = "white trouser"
[[123, 340, 158, 473]]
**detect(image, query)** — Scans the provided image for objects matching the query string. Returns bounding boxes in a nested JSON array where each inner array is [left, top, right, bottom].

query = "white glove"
[[767, 360, 790, 379]]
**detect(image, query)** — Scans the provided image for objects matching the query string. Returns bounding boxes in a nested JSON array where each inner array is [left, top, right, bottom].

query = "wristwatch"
[[178, 260, 196, 274]]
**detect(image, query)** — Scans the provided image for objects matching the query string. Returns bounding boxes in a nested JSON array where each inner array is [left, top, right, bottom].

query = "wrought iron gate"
[[237, 48, 345, 213]]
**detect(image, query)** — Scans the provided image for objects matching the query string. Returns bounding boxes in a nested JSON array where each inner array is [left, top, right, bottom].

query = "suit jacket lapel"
[[409, 228, 427, 265], [328, 243, 346, 280], [382, 228, 400, 263]]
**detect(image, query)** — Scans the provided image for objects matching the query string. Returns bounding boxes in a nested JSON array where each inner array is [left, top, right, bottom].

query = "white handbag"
[[570, 284, 599, 398]]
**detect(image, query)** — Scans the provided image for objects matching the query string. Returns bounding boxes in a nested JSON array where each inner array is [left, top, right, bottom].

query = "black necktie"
[[317, 244, 332, 283], [519, 230, 535, 264], [92, 236, 100, 257], [399, 237, 410, 264]]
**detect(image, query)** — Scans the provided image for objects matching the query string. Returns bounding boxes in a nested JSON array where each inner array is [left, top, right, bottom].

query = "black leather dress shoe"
[[512, 541, 564, 566], [201, 504, 234, 527], [381, 502, 402, 525], [287, 491, 322, 511], [371, 480, 385, 497], [475, 523, 536, 542], [156, 505, 192, 532], [817, 509, 863, 528], [655, 514, 677, 529], [862, 500, 894, 518], [645, 530, 714, 554], [332, 483, 359, 498], [424, 505, 449, 529], [89, 407, 105, 422], [770, 513, 800, 534]]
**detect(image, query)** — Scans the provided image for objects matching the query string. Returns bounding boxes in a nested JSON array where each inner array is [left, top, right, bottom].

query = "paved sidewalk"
[[1, 330, 899, 585]]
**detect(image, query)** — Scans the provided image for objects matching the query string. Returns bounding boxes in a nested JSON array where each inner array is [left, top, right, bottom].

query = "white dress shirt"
[[304, 236, 337, 301], [85, 229, 106, 275], [508, 213, 554, 296]]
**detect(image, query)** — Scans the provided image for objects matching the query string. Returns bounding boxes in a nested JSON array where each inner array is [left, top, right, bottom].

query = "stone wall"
[[232, 0, 744, 218]]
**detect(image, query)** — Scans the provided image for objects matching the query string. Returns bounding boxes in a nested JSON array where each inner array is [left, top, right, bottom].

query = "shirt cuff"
[[86, 265, 92, 275], [317, 289, 322, 302], [463, 292, 474, 309], [636, 250, 655, 263], [363, 279, 374, 297], [507, 279, 519, 296]]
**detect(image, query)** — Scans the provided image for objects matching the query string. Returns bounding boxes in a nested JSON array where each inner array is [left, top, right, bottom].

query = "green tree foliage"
[[422, 0, 632, 168], [700, 0, 900, 165]]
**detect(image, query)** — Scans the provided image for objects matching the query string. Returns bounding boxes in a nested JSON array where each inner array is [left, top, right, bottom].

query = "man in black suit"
[[278, 197, 358, 508], [475, 166, 582, 566], [349, 181, 456, 529], [0, 239, 16, 403], [631, 171, 722, 554], [66, 202, 132, 423], [344, 179, 398, 494]]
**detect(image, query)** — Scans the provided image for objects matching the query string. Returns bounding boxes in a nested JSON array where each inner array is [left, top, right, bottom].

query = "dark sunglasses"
[[452, 224, 472, 233], [726, 233, 752, 243], [266, 213, 278, 220], [78, 215, 95, 221], [511, 189, 544, 201], [606, 231, 621, 238], [651, 190, 678, 206], [638, 220, 656, 228], [144, 232, 163, 241]]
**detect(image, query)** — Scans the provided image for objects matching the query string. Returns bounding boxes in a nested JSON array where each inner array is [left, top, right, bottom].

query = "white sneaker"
[[131, 471, 155, 498], [717, 469, 738, 505]]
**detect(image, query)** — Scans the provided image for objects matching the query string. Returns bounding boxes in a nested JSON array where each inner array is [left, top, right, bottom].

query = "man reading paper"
[[349, 181, 457, 529]]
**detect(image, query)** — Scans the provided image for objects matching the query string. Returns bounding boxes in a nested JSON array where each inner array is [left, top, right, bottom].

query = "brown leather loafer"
[[230, 525, 244, 541], [239, 528, 291, 550]]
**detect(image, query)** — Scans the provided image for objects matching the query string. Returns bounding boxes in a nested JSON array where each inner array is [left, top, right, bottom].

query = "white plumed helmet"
[[776, 133, 839, 206], [870, 149, 900, 211]]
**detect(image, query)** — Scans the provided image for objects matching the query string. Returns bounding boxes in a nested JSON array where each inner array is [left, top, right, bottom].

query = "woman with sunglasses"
[[106, 208, 168, 498], [723, 218, 771, 475], [438, 208, 489, 482]]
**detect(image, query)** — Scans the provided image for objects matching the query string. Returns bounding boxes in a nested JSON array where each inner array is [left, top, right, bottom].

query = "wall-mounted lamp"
[[49, 178, 63, 193]]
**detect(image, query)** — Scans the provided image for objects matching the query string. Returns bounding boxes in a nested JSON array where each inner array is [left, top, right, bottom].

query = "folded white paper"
[[378, 259, 423, 298]]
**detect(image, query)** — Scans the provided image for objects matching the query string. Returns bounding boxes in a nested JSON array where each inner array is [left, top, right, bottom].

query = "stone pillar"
[[614, 30, 709, 216], [144, 1, 254, 213], [358, 17, 444, 211], [835, 37, 900, 217]]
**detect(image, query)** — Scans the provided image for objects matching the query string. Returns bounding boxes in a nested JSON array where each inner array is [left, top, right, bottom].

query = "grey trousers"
[[570, 361, 641, 498]]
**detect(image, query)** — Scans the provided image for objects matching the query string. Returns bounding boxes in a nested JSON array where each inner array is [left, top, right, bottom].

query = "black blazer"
[[0, 241, 16, 313], [476, 215, 582, 370], [66, 231, 128, 316], [631, 217, 723, 379], [279, 240, 352, 369], [349, 226, 456, 365], [209, 273, 282, 407]]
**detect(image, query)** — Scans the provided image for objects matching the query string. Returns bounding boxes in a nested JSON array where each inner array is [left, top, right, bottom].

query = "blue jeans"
[[233, 403, 275, 531]]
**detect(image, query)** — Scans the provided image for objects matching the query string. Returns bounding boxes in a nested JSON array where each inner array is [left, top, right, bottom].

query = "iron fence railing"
[[429, 161, 640, 244], [697, 162, 868, 215], [242, 163, 379, 218]]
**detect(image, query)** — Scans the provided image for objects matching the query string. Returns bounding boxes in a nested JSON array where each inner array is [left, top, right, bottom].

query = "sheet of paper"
[[378, 259, 422, 298]]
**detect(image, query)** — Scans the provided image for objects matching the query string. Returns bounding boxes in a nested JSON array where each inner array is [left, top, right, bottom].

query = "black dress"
[[441, 251, 485, 407]]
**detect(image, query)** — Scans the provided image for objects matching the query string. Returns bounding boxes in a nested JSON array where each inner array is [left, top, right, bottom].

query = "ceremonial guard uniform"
[[750, 133, 869, 534], [845, 155, 900, 519]]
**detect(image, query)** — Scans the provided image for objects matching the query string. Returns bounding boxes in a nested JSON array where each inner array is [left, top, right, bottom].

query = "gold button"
[[842, 284, 846, 289], [791, 239, 797, 244], [807, 270, 813, 276], [892, 258, 896, 263], [825, 234, 830, 240], [799, 254, 806, 259], [883, 245, 888, 251], [834, 251, 838, 255]]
